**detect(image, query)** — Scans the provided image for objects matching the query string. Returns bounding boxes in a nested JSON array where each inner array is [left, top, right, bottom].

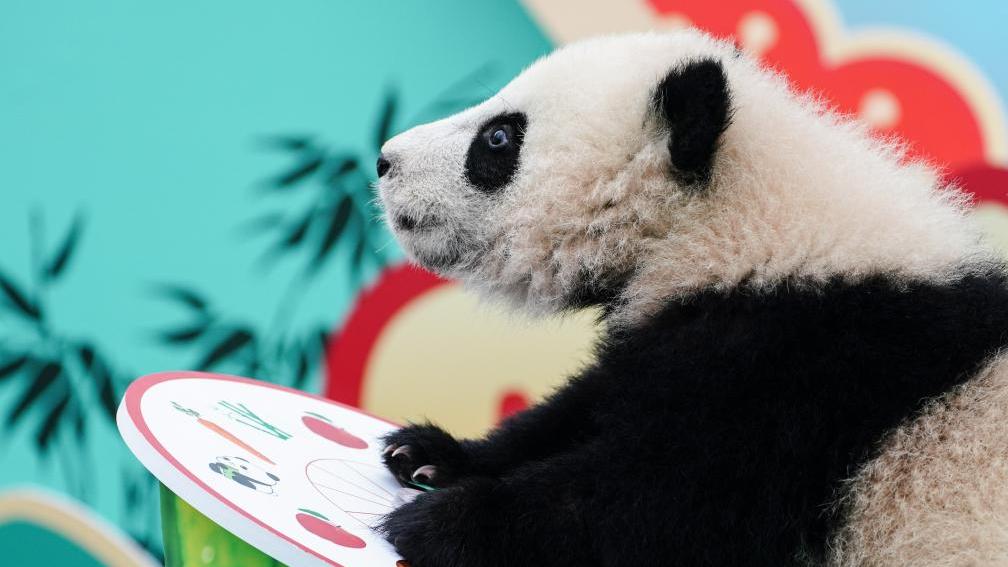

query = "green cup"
[[159, 483, 285, 567]]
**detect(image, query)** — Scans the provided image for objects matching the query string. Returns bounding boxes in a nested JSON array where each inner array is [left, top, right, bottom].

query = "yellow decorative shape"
[[362, 284, 602, 437], [737, 11, 779, 56], [858, 88, 902, 129], [973, 202, 1008, 258]]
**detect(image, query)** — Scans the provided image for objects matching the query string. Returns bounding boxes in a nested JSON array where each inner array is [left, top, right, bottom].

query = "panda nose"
[[376, 153, 392, 178]]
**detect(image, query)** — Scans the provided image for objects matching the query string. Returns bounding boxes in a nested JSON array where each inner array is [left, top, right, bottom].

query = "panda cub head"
[[378, 31, 987, 326]]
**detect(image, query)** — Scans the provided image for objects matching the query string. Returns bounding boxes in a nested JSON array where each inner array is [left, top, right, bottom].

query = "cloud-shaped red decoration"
[[649, 0, 1006, 201]]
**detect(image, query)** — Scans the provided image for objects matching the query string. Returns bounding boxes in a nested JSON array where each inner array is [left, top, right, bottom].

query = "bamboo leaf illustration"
[[239, 211, 287, 235], [335, 157, 358, 176], [311, 197, 354, 268], [153, 284, 208, 313], [73, 400, 87, 441], [293, 348, 309, 388], [317, 328, 330, 357], [262, 135, 313, 151], [196, 328, 254, 370], [159, 322, 209, 344], [326, 157, 359, 184], [78, 343, 95, 369], [244, 357, 260, 378], [6, 361, 62, 427], [374, 89, 398, 151], [97, 367, 118, 420], [411, 62, 496, 122], [44, 212, 84, 281], [217, 400, 291, 439], [125, 476, 140, 508], [351, 235, 367, 273], [0, 270, 41, 321], [36, 390, 71, 452], [274, 156, 323, 188], [281, 209, 315, 248], [0, 355, 29, 382], [78, 343, 119, 421]]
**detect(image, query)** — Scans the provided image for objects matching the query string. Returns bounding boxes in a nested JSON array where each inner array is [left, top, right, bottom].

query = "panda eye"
[[484, 124, 513, 149], [490, 129, 508, 147], [466, 112, 527, 192]]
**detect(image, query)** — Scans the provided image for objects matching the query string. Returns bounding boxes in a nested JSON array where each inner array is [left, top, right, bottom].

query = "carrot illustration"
[[172, 402, 275, 465]]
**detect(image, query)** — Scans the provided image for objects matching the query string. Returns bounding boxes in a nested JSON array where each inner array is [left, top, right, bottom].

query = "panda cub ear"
[[652, 58, 731, 187]]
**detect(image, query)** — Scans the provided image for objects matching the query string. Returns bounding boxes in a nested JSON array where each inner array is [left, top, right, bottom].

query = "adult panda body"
[[375, 31, 1008, 566]]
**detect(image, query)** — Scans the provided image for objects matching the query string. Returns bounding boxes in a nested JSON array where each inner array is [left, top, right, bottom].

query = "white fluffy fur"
[[379, 31, 990, 327], [829, 353, 1008, 566]]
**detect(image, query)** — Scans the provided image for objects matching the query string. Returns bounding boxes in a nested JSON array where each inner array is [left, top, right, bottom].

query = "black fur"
[[382, 268, 1008, 566], [562, 267, 634, 312], [464, 112, 528, 193], [653, 59, 731, 186], [384, 423, 470, 488]]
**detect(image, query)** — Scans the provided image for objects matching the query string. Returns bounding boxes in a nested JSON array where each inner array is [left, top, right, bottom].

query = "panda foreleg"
[[381, 372, 603, 489], [380, 437, 619, 567]]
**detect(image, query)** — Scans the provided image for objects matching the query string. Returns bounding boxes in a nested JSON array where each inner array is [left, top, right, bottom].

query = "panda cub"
[[376, 31, 1008, 566]]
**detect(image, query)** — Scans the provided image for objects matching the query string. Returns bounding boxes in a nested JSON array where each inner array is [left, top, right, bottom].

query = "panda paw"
[[382, 423, 470, 489], [380, 479, 506, 567]]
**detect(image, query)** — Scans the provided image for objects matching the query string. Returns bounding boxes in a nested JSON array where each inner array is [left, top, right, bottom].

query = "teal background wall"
[[1, 1, 551, 560], [2, 0, 1006, 564]]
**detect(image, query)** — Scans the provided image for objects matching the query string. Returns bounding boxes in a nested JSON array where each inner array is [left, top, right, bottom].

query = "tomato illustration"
[[302, 411, 369, 449], [296, 508, 366, 549]]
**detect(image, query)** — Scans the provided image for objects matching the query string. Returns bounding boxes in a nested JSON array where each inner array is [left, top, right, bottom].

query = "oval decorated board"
[[117, 371, 413, 567]]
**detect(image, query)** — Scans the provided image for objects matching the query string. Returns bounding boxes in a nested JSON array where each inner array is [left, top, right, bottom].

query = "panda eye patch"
[[465, 112, 527, 193]]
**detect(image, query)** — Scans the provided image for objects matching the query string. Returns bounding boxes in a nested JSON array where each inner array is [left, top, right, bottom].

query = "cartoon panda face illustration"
[[209, 456, 280, 495]]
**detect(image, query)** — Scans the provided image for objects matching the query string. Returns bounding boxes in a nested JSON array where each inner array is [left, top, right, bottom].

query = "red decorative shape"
[[325, 264, 449, 406], [952, 164, 1008, 205], [296, 512, 367, 549], [648, 0, 987, 170], [302, 415, 369, 450], [497, 390, 530, 422]]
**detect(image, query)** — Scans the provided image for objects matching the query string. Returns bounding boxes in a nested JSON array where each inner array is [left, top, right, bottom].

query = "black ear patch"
[[653, 59, 731, 186], [465, 112, 527, 193]]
